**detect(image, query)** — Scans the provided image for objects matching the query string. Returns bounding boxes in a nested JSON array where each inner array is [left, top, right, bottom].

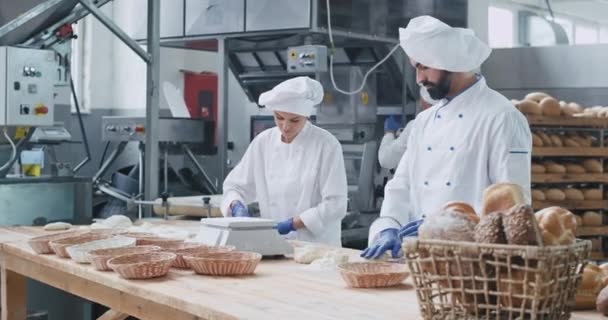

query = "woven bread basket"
[[28, 230, 86, 254], [66, 236, 136, 263], [49, 233, 111, 258], [159, 244, 235, 269], [108, 252, 176, 279], [183, 251, 261, 276], [88, 245, 161, 271], [136, 237, 184, 246], [338, 262, 410, 288]]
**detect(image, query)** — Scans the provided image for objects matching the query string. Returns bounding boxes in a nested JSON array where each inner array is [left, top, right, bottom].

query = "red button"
[[135, 126, 145, 133], [34, 105, 48, 115]]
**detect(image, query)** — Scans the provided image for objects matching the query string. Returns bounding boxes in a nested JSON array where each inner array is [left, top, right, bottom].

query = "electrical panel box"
[[286, 45, 327, 73], [0, 46, 55, 126]]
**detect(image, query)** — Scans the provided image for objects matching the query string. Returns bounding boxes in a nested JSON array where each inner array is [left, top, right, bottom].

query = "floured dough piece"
[[305, 251, 349, 271], [294, 245, 330, 264], [91, 215, 133, 229], [43, 222, 72, 231]]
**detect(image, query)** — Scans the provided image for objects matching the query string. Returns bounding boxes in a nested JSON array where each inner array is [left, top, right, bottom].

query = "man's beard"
[[420, 72, 451, 100]]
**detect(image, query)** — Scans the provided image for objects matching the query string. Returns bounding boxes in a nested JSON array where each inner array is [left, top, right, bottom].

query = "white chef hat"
[[258, 76, 324, 117], [399, 16, 491, 72]]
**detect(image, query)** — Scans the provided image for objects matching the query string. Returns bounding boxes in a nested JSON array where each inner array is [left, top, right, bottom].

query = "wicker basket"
[[27, 230, 86, 254], [136, 237, 184, 246], [183, 251, 261, 276], [88, 245, 161, 271], [338, 262, 409, 288], [66, 237, 136, 263], [120, 232, 156, 245], [160, 244, 235, 269], [108, 252, 176, 279], [49, 233, 111, 258], [402, 238, 591, 320]]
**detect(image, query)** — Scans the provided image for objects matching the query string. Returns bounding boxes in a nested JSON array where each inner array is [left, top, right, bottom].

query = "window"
[[488, 6, 514, 48]]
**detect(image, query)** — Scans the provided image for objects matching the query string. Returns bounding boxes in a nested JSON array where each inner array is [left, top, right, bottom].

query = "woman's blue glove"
[[398, 219, 424, 238], [274, 217, 295, 235], [360, 228, 401, 259], [384, 115, 402, 132], [231, 201, 250, 217]]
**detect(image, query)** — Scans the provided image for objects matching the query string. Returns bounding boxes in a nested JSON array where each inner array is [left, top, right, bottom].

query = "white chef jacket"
[[222, 121, 348, 247], [369, 76, 532, 243], [378, 121, 414, 170]]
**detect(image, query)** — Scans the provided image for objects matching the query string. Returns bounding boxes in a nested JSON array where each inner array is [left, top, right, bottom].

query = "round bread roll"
[[532, 133, 543, 147], [563, 137, 581, 147], [549, 134, 563, 147], [517, 100, 542, 115], [561, 101, 576, 116], [575, 264, 605, 310], [566, 164, 586, 174], [538, 132, 552, 146], [535, 206, 577, 245], [474, 211, 506, 244], [582, 211, 602, 226], [531, 189, 546, 201], [564, 188, 585, 201], [540, 97, 561, 116], [568, 102, 584, 114], [583, 189, 602, 200], [597, 286, 608, 315], [544, 162, 566, 174], [419, 210, 476, 242], [531, 163, 546, 174], [574, 215, 583, 228], [442, 201, 479, 224], [582, 159, 603, 173], [525, 92, 550, 102], [545, 188, 566, 201], [481, 183, 526, 216], [599, 109, 608, 118], [502, 204, 543, 246]]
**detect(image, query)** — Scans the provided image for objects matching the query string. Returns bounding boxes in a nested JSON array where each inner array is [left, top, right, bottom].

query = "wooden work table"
[[0, 223, 602, 320]]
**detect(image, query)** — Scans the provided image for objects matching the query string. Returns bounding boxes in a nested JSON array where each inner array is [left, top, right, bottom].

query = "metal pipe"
[[182, 145, 218, 194], [217, 38, 229, 189], [163, 146, 168, 194], [138, 142, 144, 220], [92, 141, 128, 183], [143, 0, 161, 216], [69, 63, 91, 173], [77, 0, 151, 63]]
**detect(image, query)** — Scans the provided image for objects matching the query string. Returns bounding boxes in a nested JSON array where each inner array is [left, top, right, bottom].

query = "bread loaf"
[[564, 188, 585, 201], [535, 207, 577, 245], [531, 189, 545, 201], [532, 133, 543, 147], [549, 134, 563, 147], [569, 134, 592, 147], [600, 263, 608, 277], [502, 204, 543, 246], [575, 264, 605, 310], [474, 211, 506, 244], [525, 92, 550, 102], [545, 188, 566, 201], [583, 189, 603, 200], [517, 100, 542, 115], [544, 162, 566, 174], [566, 164, 586, 174], [582, 211, 602, 226], [597, 286, 608, 315], [538, 132, 552, 146], [531, 163, 546, 174], [583, 159, 603, 173], [418, 210, 477, 242], [540, 97, 561, 116], [563, 137, 581, 147], [574, 215, 583, 227], [442, 201, 479, 224], [481, 183, 526, 216], [568, 102, 584, 114]]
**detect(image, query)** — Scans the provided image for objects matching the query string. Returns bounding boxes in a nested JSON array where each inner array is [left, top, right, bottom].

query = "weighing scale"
[[195, 217, 294, 256]]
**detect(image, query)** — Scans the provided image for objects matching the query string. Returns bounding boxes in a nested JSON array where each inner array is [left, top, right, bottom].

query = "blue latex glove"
[[360, 228, 401, 259], [231, 201, 250, 217], [398, 219, 424, 238], [274, 217, 295, 235], [384, 115, 402, 132]]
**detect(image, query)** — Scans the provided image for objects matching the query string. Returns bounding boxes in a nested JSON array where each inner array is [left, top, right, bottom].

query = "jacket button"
[[458, 114, 463, 118], [446, 182, 451, 186], [437, 114, 442, 119], [450, 146, 454, 151], [424, 181, 429, 186], [427, 146, 432, 151]]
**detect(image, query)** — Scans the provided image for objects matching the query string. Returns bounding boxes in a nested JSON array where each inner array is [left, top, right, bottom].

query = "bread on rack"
[[531, 189, 545, 201], [564, 188, 585, 201], [538, 132, 553, 146], [549, 134, 563, 147], [582, 159, 603, 173], [517, 100, 542, 115], [539, 97, 561, 116], [563, 137, 581, 147], [574, 215, 583, 227], [502, 204, 543, 246], [582, 211, 602, 227], [531, 163, 546, 174], [544, 188, 566, 201], [525, 92, 550, 103], [534, 207, 577, 246], [583, 189, 603, 200], [565, 164, 586, 174], [532, 133, 543, 147], [544, 162, 566, 174], [575, 264, 606, 310], [481, 183, 526, 217]]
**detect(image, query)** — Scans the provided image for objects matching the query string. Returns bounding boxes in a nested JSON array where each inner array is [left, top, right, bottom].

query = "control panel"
[[102, 116, 146, 142], [0, 46, 55, 126], [287, 45, 328, 73]]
